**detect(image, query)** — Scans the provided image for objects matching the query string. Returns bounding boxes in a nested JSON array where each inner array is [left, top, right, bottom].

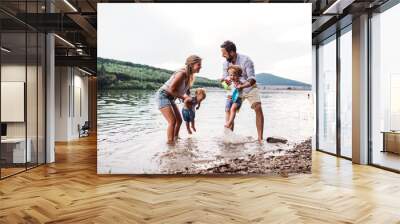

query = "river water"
[[97, 88, 314, 174]]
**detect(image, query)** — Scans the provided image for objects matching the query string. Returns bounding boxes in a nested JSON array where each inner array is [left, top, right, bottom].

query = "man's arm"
[[238, 59, 256, 89], [220, 62, 229, 82], [238, 79, 256, 89]]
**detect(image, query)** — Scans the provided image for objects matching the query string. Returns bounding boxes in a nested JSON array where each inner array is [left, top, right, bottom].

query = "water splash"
[[222, 127, 256, 144]]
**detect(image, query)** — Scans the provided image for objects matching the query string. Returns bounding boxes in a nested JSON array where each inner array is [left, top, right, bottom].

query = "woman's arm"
[[183, 97, 192, 106]]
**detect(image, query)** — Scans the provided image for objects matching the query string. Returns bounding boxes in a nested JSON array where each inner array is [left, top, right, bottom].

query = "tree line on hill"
[[97, 57, 220, 90]]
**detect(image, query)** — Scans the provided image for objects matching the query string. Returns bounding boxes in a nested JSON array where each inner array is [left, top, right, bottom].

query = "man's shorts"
[[241, 86, 262, 109]]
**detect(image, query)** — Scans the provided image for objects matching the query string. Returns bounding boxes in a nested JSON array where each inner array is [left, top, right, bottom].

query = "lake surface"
[[97, 88, 314, 174]]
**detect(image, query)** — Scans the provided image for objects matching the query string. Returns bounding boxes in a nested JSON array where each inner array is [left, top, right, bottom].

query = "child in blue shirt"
[[223, 65, 244, 130], [182, 88, 206, 134]]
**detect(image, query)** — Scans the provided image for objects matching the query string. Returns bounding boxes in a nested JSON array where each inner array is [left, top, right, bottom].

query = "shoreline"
[[160, 138, 312, 175]]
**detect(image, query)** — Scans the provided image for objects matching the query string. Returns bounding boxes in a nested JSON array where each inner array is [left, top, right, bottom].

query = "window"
[[340, 28, 352, 158], [317, 35, 337, 154], [370, 3, 400, 171]]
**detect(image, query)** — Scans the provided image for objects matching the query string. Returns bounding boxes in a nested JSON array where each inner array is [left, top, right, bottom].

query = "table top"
[[381, 131, 400, 134], [1, 138, 30, 143]]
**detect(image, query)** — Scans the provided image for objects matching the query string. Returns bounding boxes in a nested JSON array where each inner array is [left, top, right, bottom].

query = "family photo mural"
[[97, 3, 313, 175]]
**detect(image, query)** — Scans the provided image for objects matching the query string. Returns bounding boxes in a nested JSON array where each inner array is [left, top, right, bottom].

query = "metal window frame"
[[315, 22, 353, 162]]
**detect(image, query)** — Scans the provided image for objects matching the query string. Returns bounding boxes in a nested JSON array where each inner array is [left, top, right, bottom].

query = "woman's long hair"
[[185, 55, 201, 87]]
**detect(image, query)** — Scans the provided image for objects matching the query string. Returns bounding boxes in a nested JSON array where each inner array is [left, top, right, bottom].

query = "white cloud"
[[98, 3, 312, 83], [270, 54, 312, 84]]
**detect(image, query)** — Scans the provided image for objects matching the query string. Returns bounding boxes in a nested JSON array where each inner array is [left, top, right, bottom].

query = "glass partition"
[[38, 32, 45, 165], [1, 31, 28, 177], [27, 30, 38, 169], [0, 2, 46, 179]]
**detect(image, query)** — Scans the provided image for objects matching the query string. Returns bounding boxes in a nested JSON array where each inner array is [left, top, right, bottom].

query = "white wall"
[[1, 65, 33, 139], [54, 67, 89, 141], [55, 66, 69, 141], [1, 63, 46, 164]]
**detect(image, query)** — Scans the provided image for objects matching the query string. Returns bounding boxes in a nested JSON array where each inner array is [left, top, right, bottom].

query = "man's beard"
[[226, 56, 233, 63]]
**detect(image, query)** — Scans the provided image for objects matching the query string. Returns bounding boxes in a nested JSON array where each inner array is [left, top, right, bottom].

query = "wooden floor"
[[373, 151, 400, 171], [1, 135, 400, 224]]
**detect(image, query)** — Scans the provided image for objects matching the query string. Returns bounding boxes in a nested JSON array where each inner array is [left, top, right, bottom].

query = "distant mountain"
[[256, 73, 311, 88]]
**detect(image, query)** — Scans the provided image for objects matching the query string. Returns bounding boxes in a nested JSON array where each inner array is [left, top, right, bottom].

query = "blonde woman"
[[157, 55, 202, 144]]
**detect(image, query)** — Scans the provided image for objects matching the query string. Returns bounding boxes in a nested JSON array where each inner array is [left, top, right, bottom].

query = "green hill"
[[256, 73, 311, 88], [97, 57, 220, 90]]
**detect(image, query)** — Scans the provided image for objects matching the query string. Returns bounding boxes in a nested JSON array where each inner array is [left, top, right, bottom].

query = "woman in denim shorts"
[[157, 55, 202, 144]]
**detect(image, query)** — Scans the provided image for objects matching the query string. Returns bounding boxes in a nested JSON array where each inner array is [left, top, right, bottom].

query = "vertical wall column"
[[88, 77, 97, 133], [312, 45, 317, 150], [46, 33, 55, 163], [352, 14, 369, 164], [45, 0, 55, 163], [55, 67, 71, 141]]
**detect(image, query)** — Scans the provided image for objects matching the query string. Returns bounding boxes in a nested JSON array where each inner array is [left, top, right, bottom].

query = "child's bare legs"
[[225, 111, 235, 130], [185, 122, 192, 134], [225, 110, 231, 130], [225, 104, 238, 129], [191, 120, 196, 132]]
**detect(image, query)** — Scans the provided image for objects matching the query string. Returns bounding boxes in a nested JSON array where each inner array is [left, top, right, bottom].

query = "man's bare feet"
[[187, 129, 192, 134]]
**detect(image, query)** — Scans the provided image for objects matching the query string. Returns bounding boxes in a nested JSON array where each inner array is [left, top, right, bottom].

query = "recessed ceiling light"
[[54, 34, 75, 48], [323, 0, 355, 15], [78, 67, 92, 76], [1, 47, 11, 53], [63, 0, 78, 12]]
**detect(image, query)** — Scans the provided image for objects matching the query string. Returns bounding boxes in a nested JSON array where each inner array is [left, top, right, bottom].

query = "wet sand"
[[157, 138, 312, 175]]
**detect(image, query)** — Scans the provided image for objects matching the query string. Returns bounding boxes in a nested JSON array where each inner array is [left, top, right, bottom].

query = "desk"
[[1, 138, 31, 163], [382, 131, 400, 154]]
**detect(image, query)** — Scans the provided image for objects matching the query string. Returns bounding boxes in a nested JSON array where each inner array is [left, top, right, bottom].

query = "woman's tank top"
[[161, 68, 190, 97]]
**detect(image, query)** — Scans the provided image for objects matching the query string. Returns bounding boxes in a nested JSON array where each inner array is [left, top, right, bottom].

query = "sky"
[[98, 3, 312, 84]]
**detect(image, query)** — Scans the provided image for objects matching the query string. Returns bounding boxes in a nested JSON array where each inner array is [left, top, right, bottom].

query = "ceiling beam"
[[67, 13, 97, 45], [55, 55, 96, 73], [323, 0, 356, 14]]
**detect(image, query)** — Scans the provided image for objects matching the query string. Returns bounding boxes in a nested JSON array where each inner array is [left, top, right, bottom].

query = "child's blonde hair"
[[227, 65, 242, 77], [195, 88, 206, 99]]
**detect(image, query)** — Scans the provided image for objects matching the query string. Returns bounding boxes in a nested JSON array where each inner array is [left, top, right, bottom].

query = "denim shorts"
[[225, 97, 242, 111], [182, 108, 195, 122], [157, 89, 176, 109]]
